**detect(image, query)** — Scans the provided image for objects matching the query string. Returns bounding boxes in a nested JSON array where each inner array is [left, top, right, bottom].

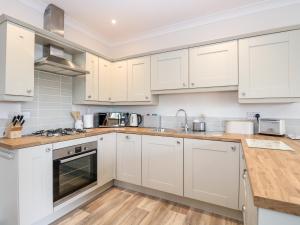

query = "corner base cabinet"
[[184, 139, 240, 209], [142, 135, 183, 195], [98, 133, 116, 186]]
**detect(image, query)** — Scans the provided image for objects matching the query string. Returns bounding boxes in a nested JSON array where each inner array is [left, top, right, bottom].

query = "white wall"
[[113, 92, 300, 119], [110, 2, 300, 59]]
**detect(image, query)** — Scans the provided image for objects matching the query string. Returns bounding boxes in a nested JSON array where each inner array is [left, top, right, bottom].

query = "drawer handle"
[[45, 148, 52, 153], [108, 97, 112, 101], [243, 169, 247, 179], [231, 146, 237, 151], [125, 135, 130, 139], [191, 83, 195, 86], [99, 137, 103, 141], [242, 205, 246, 212], [241, 92, 246, 97], [19, 35, 24, 39], [177, 141, 181, 144], [145, 96, 149, 100], [88, 95, 92, 99], [26, 89, 32, 94]]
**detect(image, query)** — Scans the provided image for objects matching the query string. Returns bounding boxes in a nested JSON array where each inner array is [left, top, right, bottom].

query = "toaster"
[[258, 119, 285, 136]]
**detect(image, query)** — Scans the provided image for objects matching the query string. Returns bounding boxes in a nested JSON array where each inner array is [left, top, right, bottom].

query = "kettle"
[[129, 113, 143, 127]]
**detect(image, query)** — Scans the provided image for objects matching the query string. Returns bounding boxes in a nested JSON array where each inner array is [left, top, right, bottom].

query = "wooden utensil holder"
[[4, 125, 22, 139]]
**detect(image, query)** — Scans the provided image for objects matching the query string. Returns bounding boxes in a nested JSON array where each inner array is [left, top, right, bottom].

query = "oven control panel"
[[53, 141, 97, 160]]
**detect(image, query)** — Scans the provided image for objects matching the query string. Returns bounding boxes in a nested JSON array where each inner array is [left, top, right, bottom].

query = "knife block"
[[4, 124, 22, 139]]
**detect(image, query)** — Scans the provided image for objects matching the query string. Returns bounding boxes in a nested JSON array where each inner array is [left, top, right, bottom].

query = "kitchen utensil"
[[75, 120, 84, 130], [258, 119, 285, 136]]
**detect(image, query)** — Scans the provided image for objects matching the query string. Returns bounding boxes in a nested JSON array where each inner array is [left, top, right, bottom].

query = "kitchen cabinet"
[[0, 22, 34, 100], [98, 58, 112, 102], [239, 30, 300, 101], [189, 41, 238, 88], [184, 139, 240, 209], [127, 56, 151, 102], [142, 135, 183, 195], [85, 52, 99, 101], [98, 133, 116, 186], [18, 144, 53, 225], [116, 133, 141, 185], [151, 49, 189, 91], [111, 61, 128, 102]]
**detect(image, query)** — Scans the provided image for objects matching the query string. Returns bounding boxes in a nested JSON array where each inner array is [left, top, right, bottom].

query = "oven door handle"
[[60, 150, 97, 163]]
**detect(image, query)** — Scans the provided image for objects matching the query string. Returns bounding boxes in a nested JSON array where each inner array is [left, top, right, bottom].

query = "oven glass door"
[[53, 150, 97, 203]]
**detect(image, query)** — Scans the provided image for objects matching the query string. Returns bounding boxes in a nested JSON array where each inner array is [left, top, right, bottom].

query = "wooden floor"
[[52, 187, 243, 225]]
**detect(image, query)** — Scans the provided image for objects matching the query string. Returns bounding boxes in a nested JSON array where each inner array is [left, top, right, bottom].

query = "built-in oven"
[[53, 141, 97, 206]]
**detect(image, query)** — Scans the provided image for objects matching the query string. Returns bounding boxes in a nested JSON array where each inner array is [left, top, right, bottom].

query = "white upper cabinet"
[[0, 22, 34, 99], [142, 135, 183, 196], [18, 144, 53, 225], [128, 56, 151, 102], [184, 139, 240, 209], [111, 61, 128, 102], [98, 58, 112, 102], [189, 41, 238, 88], [85, 53, 99, 101], [151, 49, 189, 90], [98, 133, 116, 186], [239, 30, 300, 100], [116, 133, 141, 185]]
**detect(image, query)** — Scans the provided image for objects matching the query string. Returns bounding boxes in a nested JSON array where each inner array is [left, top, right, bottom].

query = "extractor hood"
[[34, 4, 89, 76]]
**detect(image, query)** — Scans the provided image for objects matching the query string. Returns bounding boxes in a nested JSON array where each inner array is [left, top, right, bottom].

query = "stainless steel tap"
[[176, 109, 189, 132]]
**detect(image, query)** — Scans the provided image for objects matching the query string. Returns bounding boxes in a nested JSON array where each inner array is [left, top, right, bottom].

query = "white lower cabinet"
[[142, 135, 183, 195], [18, 144, 53, 225], [184, 139, 240, 209], [98, 133, 116, 186], [116, 133, 142, 185]]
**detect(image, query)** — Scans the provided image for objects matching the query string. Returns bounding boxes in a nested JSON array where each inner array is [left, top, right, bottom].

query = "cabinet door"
[[239, 30, 300, 99], [142, 135, 183, 195], [98, 58, 112, 102], [128, 56, 151, 101], [111, 61, 128, 102], [244, 169, 258, 225], [189, 41, 238, 88], [151, 49, 189, 90], [98, 133, 116, 186], [116, 133, 141, 185], [4, 22, 34, 97], [85, 53, 99, 101], [18, 144, 53, 224], [184, 139, 239, 209]]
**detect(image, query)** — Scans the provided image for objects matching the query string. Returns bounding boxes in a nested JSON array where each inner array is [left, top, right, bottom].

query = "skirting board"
[[35, 181, 113, 225], [114, 180, 243, 222]]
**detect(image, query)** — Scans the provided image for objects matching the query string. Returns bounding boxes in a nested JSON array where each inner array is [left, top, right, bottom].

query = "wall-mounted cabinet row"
[[73, 54, 155, 105], [1, 21, 300, 103]]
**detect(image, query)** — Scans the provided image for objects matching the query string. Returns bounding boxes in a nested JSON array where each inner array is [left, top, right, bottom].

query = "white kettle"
[[129, 113, 143, 127]]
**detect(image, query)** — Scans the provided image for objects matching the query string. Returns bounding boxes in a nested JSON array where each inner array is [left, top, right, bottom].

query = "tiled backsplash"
[[21, 71, 74, 134]]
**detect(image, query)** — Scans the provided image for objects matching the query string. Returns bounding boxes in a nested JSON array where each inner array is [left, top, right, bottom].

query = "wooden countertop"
[[0, 127, 299, 216]]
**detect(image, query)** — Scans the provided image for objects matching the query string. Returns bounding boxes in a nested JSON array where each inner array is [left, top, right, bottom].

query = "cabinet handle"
[[88, 95, 92, 99], [242, 205, 246, 212], [99, 137, 103, 141], [231, 146, 237, 151], [145, 96, 149, 100], [19, 35, 24, 39], [125, 135, 130, 139], [191, 83, 195, 86], [177, 141, 181, 144], [108, 97, 112, 101], [241, 92, 246, 97], [243, 169, 247, 179], [26, 89, 32, 94], [45, 148, 52, 153]]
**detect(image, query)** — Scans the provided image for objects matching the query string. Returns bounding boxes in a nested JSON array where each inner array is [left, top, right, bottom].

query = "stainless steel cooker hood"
[[34, 4, 88, 76]]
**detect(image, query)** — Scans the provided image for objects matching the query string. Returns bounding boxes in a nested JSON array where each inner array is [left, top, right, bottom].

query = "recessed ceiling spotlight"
[[111, 19, 117, 25]]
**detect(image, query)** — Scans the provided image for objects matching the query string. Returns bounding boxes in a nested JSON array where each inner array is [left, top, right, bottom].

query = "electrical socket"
[[246, 112, 261, 120]]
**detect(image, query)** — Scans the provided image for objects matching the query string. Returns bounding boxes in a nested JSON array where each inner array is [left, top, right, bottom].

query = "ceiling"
[[37, 0, 268, 44]]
